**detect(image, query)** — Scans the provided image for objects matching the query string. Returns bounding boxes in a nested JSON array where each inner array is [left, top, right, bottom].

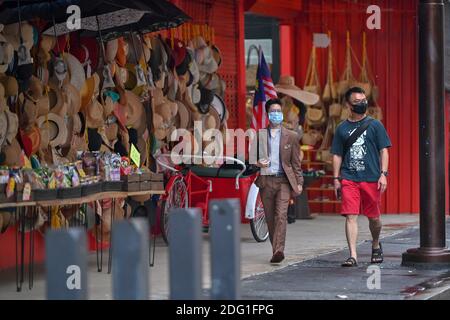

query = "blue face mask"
[[268, 111, 283, 125]]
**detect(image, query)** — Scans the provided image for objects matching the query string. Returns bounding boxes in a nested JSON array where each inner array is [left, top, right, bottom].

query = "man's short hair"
[[344, 87, 366, 103], [265, 98, 282, 113]]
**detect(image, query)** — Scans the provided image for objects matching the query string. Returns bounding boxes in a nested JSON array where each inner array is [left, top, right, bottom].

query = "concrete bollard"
[[169, 208, 203, 300], [112, 218, 149, 300], [209, 199, 241, 300], [46, 228, 88, 300]]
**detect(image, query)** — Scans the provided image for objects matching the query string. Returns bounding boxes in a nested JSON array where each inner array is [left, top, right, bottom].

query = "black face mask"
[[351, 100, 368, 114]]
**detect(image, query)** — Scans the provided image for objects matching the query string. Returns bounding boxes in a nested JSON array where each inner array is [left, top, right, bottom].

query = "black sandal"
[[341, 257, 358, 267], [371, 243, 383, 263]]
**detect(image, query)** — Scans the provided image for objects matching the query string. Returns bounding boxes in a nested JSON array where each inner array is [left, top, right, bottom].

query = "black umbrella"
[[0, 0, 99, 25], [41, 0, 190, 40]]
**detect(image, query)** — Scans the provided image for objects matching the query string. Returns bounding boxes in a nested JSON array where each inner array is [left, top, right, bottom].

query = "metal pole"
[[402, 0, 450, 266]]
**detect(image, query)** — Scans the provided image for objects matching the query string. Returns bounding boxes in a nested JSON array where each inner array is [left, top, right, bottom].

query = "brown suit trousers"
[[259, 175, 291, 254]]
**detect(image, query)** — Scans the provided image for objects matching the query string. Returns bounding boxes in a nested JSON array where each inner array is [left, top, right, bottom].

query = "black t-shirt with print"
[[331, 116, 392, 182]]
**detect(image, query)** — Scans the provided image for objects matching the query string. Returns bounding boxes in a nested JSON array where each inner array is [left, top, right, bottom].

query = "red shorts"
[[341, 179, 381, 218]]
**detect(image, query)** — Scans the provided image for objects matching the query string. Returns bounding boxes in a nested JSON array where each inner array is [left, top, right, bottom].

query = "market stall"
[[0, 0, 235, 287]]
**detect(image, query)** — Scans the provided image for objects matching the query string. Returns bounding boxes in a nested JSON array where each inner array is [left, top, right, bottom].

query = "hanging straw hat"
[[27, 76, 50, 116], [85, 99, 105, 129], [116, 37, 129, 68], [65, 52, 86, 91], [62, 82, 81, 116], [3, 22, 34, 50], [0, 74, 18, 98], [175, 100, 191, 130], [0, 111, 8, 150], [3, 138, 22, 167], [24, 125, 41, 155], [126, 34, 144, 65], [276, 75, 319, 106], [37, 113, 68, 148], [206, 107, 221, 130], [106, 39, 119, 64], [125, 90, 144, 128], [305, 105, 327, 127], [18, 92, 38, 131], [5, 109, 18, 144], [80, 73, 100, 110], [0, 24, 14, 73]]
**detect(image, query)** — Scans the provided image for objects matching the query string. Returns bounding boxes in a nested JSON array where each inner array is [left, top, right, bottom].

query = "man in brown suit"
[[254, 98, 303, 264]]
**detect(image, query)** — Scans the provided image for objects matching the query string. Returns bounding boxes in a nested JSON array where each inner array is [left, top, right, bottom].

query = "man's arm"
[[291, 134, 304, 187], [378, 148, 389, 193], [380, 148, 389, 172], [332, 154, 342, 179], [332, 154, 342, 197]]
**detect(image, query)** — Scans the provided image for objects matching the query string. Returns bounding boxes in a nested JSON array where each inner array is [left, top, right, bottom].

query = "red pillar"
[[279, 23, 294, 76], [236, 0, 247, 129]]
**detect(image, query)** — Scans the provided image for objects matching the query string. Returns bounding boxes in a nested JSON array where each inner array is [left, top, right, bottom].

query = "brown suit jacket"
[[254, 126, 304, 196]]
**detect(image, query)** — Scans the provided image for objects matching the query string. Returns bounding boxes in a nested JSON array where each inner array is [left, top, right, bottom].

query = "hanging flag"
[[251, 48, 278, 130]]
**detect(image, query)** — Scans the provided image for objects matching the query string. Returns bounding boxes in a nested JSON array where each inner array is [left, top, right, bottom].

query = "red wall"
[[288, 0, 427, 214], [171, 0, 246, 130]]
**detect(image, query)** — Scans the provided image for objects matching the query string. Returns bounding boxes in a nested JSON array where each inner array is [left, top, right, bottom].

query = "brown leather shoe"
[[270, 251, 285, 264]]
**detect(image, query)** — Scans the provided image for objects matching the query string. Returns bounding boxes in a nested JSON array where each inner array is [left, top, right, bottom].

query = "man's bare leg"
[[369, 217, 382, 249], [345, 215, 359, 261]]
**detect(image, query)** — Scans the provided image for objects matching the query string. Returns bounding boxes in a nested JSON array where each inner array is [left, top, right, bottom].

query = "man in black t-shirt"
[[331, 87, 392, 267]]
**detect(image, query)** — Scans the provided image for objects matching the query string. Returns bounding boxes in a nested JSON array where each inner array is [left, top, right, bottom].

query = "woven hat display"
[[303, 46, 321, 97], [323, 31, 338, 103], [305, 105, 326, 127], [337, 31, 357, 97]]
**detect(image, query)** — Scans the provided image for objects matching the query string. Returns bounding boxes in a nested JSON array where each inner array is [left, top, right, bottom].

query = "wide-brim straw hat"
[[0, 74, 18, 97], [134, 113, 147, 137], [85, 99, 105, 129], [5, 109, 18, 144], [18, 93, 37, 130], [80, 73, 100, 111], [0, 25, 14, 73], [62, 83, 82, 116], [0, 111, 8, 149], [125, 90, 144, 128], [116, 37, 129, 68], [175, 100, 190, 130], [306, 106, 326, 127], [64, 52, 86, 91], [210, 94, 226, 123], [37, 113, 68, 148], [205, 107, 221, 130], [3, 138, 22, 167], [3, 22, 34, 50], [126, 34, 144, 65], [276, 75, 320, 106], [106, 39, 119, 63], [24, 125, 41, 155]]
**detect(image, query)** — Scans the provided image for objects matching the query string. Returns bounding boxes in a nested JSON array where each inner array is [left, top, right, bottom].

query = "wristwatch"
[[381, 171, 388, 177], [333, 177, 341, 181]]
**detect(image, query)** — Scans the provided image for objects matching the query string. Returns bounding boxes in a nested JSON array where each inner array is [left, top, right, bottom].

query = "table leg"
[[108, 198, 115, 274], [29, 207, 35, 290]]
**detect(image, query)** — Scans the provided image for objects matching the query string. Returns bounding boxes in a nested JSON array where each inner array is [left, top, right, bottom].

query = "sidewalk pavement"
[[1, 213, 445, 300], [241, 218, 450, 300]]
